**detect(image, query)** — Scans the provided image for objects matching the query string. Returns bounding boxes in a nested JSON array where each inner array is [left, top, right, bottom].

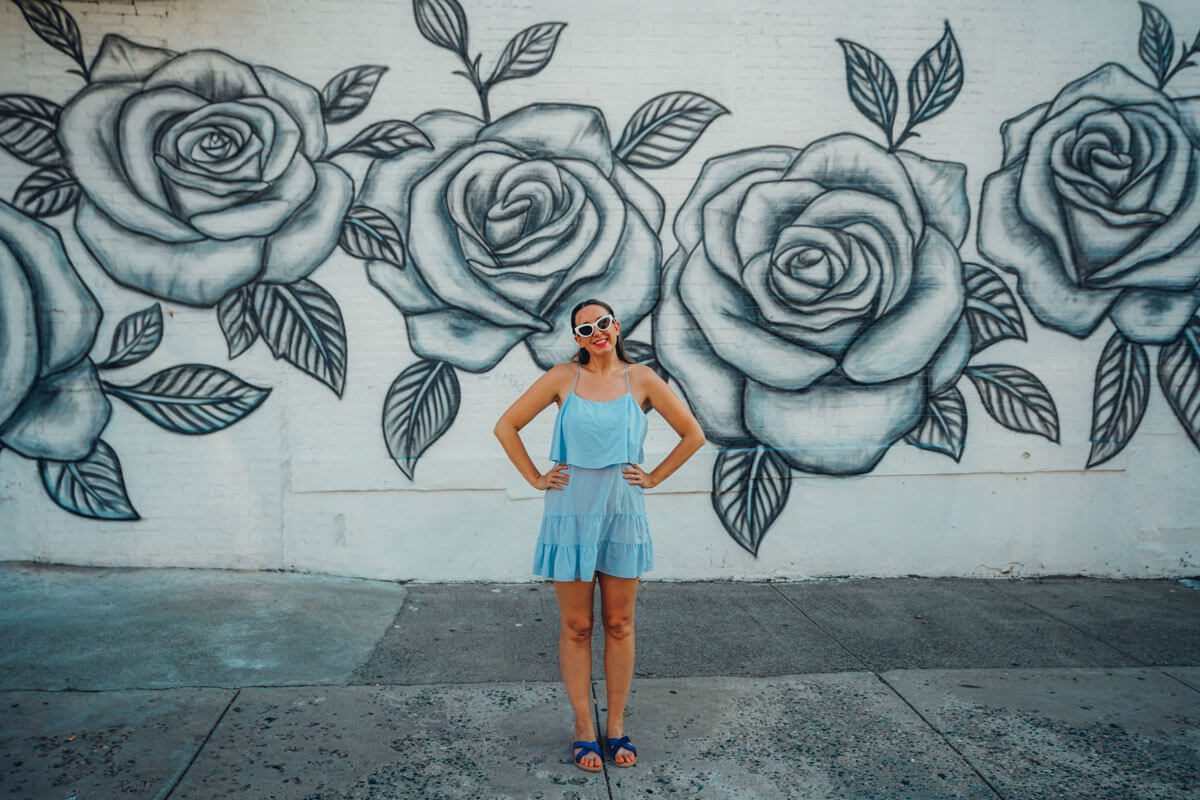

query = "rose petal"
[[59, 83, 202, 242], [224, 96, 304, 183], [367, 260, 442, 314], [743, 252, 868, 358], [117, 87, 208, 215], [405, 309, 532, 373], [357, 110, 482, 234], [402, 141, 549, 330], [76, 197, 264, 307], [842, 228, 965, 383], [784, 133, 925, 243], [143, 50, 266, 102], [702, 167, 802, 285], [1177, 98, 1200, 148], [745, 372, 924, 474], [896, 150, 970, 247], [735, 179, 826, 264], [88, 34, 175, 83], [479, 104, 615, 175], [261, 162, 354, 283], [174, 118, 264, 178], [524, 202, 661, 369], [792, 188, 913, 316], [1000, 103, 1049, 168], [0, 241, 38, 424], [0, 201, 100, 376], [978, 166, 1118, 336], [652, 249, 752, 443], [0, 360, 111, 462], [927, 317, 971, 394], [674, 147, 798, 252], [188, 156, 315, 240], [1110, 287, 1200, 343], [678, 245, 837, 390], [1046, 63, 1174, 119], [253, 65, 327, 160], [612, 162, 664, 233]]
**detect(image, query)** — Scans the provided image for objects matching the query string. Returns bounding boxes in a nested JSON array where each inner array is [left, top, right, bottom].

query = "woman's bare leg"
[[554, 578, 599, 768], [598, 572, 639, 765]]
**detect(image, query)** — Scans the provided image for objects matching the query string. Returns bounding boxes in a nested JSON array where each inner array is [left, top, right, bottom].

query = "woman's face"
[[573, 304, 620, 357]]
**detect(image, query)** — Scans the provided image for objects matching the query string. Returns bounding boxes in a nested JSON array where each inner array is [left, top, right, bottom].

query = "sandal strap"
[[608, 735, 637, 756], [572, 740, 602, 762]]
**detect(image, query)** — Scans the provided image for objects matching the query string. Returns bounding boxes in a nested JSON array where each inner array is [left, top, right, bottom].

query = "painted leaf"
[[1158, 316, 1200, 452], [904, 385, 967, 462], [614, 92, 729, 169], [837, 39, 898, 144], [413, 0, 469, 56], [0, 95, 62, 167], [966, 364, 1060, 443], [487, 22, 567, 85], [12, 165, 77, 217], [97, 303, 162, 370], [320, 65, 388, 123], [906, 21, 963, 129], [103, 365, 270, 435], [12, 0, 87, 76], [1138, 2, 1175, 85], [339, 205, 405, 267], [623, 340, 669, 383], [39, 440, 138, 521], [1087, 331, 1150, 468], [330, 119, 433, 158], [252, 280, 348, 396], [964, 262, 1026, 352], [382, 359, 461, 480], [711, 445, 792, 556], [217, 287, 259, 359]]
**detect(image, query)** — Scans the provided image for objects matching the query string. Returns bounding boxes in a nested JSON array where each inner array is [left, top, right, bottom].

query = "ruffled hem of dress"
[[532, 539, 654, 581]]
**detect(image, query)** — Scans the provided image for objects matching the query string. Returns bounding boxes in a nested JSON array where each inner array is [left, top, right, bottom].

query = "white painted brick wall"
[[0, 0, 1197, 579]]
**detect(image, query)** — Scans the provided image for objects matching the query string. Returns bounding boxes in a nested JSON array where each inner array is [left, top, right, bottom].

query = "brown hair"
[[570, 298, 631, 364]]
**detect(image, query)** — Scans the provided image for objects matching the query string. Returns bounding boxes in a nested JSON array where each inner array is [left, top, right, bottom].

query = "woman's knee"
[[602, 612, 635, 641], [562, 614, 594, 643]]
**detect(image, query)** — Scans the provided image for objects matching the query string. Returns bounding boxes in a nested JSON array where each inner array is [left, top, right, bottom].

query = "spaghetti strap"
[[624, 364, 630, 393], [570, 364, 581, 393]]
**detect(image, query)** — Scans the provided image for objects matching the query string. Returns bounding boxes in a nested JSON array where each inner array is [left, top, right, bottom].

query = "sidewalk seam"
[[157, 688, 240, 800], [591, 680, 614, 800], [769, 585, 1008, 800]]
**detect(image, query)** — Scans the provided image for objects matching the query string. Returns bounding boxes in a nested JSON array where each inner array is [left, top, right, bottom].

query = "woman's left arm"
[[623, 365, 706, 488]]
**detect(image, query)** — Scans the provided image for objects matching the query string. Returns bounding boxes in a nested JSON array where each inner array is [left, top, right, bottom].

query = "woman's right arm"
[[493, 366, 570, 491]]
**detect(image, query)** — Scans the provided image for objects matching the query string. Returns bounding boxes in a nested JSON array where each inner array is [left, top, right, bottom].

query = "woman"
[[494, 299, 705, 772]]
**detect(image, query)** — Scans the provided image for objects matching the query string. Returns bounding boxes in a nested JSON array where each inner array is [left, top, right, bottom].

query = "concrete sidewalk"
[[0, 564, 1197, 799]]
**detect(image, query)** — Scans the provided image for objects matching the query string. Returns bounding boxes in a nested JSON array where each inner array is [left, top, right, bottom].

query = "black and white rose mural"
[[0, 0, 1197, 566]]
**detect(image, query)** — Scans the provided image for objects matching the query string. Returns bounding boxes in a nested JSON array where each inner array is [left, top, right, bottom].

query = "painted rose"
[[979, 64, 1200, 344], [655, 133, 971, 474], [358, 104, 663, 372], [0, 201, 110, 461], [59, 35, 353, 307]]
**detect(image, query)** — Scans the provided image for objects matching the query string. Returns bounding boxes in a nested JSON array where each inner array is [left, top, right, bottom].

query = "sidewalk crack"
[[591, 680, 614, 799], [156, 688, 240, 800]]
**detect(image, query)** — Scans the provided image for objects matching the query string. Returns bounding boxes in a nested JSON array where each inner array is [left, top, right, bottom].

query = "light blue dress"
[[532, 365, 653, 581]]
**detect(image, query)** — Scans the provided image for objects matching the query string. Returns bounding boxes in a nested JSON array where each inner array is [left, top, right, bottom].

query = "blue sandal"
[[571, 740, 603, 772], [608, 735, 637, 767]]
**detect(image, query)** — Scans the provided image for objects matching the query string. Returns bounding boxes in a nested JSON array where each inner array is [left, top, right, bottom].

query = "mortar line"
[[158, 688, 240, 800], [591, 680, 614, 799], [768, 584, 1007, 799]]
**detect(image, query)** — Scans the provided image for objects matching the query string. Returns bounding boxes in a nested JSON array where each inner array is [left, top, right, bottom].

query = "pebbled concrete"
[[775, 578, 1135, 672], [0, 688, 232, 799], [883, 667, 1200, 800], [3, 566, 1199, 799], [171, 683, 607, 800], [0, 564, 407, 690], [600, 675, 996, 799], [992, 578, 1200, 666]]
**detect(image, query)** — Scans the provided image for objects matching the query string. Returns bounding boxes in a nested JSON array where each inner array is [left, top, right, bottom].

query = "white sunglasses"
[[572, 314, 615, 338]]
